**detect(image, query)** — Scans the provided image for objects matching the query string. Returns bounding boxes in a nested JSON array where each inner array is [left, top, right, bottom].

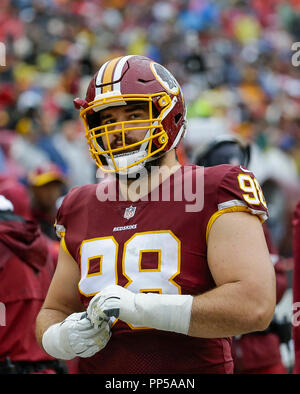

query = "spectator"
[[0, 177, 65, 374], [27, 164, 67, 241], [52, 115, 96, 187]]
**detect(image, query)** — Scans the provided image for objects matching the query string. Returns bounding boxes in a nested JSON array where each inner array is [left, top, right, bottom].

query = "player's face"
[[99, 103, 151, 153]]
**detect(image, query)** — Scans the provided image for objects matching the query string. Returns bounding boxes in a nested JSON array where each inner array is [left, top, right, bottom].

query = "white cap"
[[0, 195, 14, 212]]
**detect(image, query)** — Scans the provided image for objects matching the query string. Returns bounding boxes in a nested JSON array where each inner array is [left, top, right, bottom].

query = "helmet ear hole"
[[174, 113, 182, 124], [86, 112, 101, 129], [151, 103, 160, 118]]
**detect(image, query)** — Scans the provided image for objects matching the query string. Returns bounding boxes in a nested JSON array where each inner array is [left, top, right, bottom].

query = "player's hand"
[[42, 312, 111, 360], [87, 285, 135, 328]]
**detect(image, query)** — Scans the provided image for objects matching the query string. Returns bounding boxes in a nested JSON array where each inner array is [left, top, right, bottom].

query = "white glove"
[[42, 312, 111, 360], [87, 285, 193, 335]]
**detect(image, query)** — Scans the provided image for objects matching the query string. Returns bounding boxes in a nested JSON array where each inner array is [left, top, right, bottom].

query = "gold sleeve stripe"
[[206, 206, 251, 243], [56, 230, 65, 238], [61, 236, 72, 258]]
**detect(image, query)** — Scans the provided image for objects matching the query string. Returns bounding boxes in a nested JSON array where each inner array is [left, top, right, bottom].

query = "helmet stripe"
[[95, 60, 110, 97], [102, 57, 122, 93], [95, 55, 135, 97], [113, 55, 134, 92]]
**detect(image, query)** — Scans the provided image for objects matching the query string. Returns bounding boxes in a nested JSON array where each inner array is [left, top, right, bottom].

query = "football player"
[[36, 55, 276, 374]]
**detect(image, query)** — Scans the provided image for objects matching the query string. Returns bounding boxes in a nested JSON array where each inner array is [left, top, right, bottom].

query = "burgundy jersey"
[[293, 200, 300, 374], [55, 164, 268, 374]]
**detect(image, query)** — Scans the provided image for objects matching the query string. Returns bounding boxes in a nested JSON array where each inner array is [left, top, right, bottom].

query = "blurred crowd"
[[0, 0, 300, 187], [0, 0, 300, 374]]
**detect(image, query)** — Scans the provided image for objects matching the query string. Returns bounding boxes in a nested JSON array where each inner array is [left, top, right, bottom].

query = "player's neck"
[[118, 150, 181, 202]]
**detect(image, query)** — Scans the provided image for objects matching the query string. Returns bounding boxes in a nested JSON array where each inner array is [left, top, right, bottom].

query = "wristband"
[[88, 285, 194, 335], [121, 291, 193, 334]]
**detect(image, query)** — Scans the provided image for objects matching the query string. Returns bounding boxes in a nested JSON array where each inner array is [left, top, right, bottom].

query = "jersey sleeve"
[[206, 165, 268, 242], [54, 187, 79, 257]]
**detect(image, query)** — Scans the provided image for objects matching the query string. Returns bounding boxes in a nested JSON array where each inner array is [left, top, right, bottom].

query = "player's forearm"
[[87, 280, 275, 338], [188, 281, 274, 338], [35, 308, 69, 348]]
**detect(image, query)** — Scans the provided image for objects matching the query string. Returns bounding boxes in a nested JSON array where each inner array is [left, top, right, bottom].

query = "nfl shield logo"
[[124, 206, 136, 220]]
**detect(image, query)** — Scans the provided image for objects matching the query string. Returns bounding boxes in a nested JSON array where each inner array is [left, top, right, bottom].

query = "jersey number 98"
[[79, 231, 182, 298]]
